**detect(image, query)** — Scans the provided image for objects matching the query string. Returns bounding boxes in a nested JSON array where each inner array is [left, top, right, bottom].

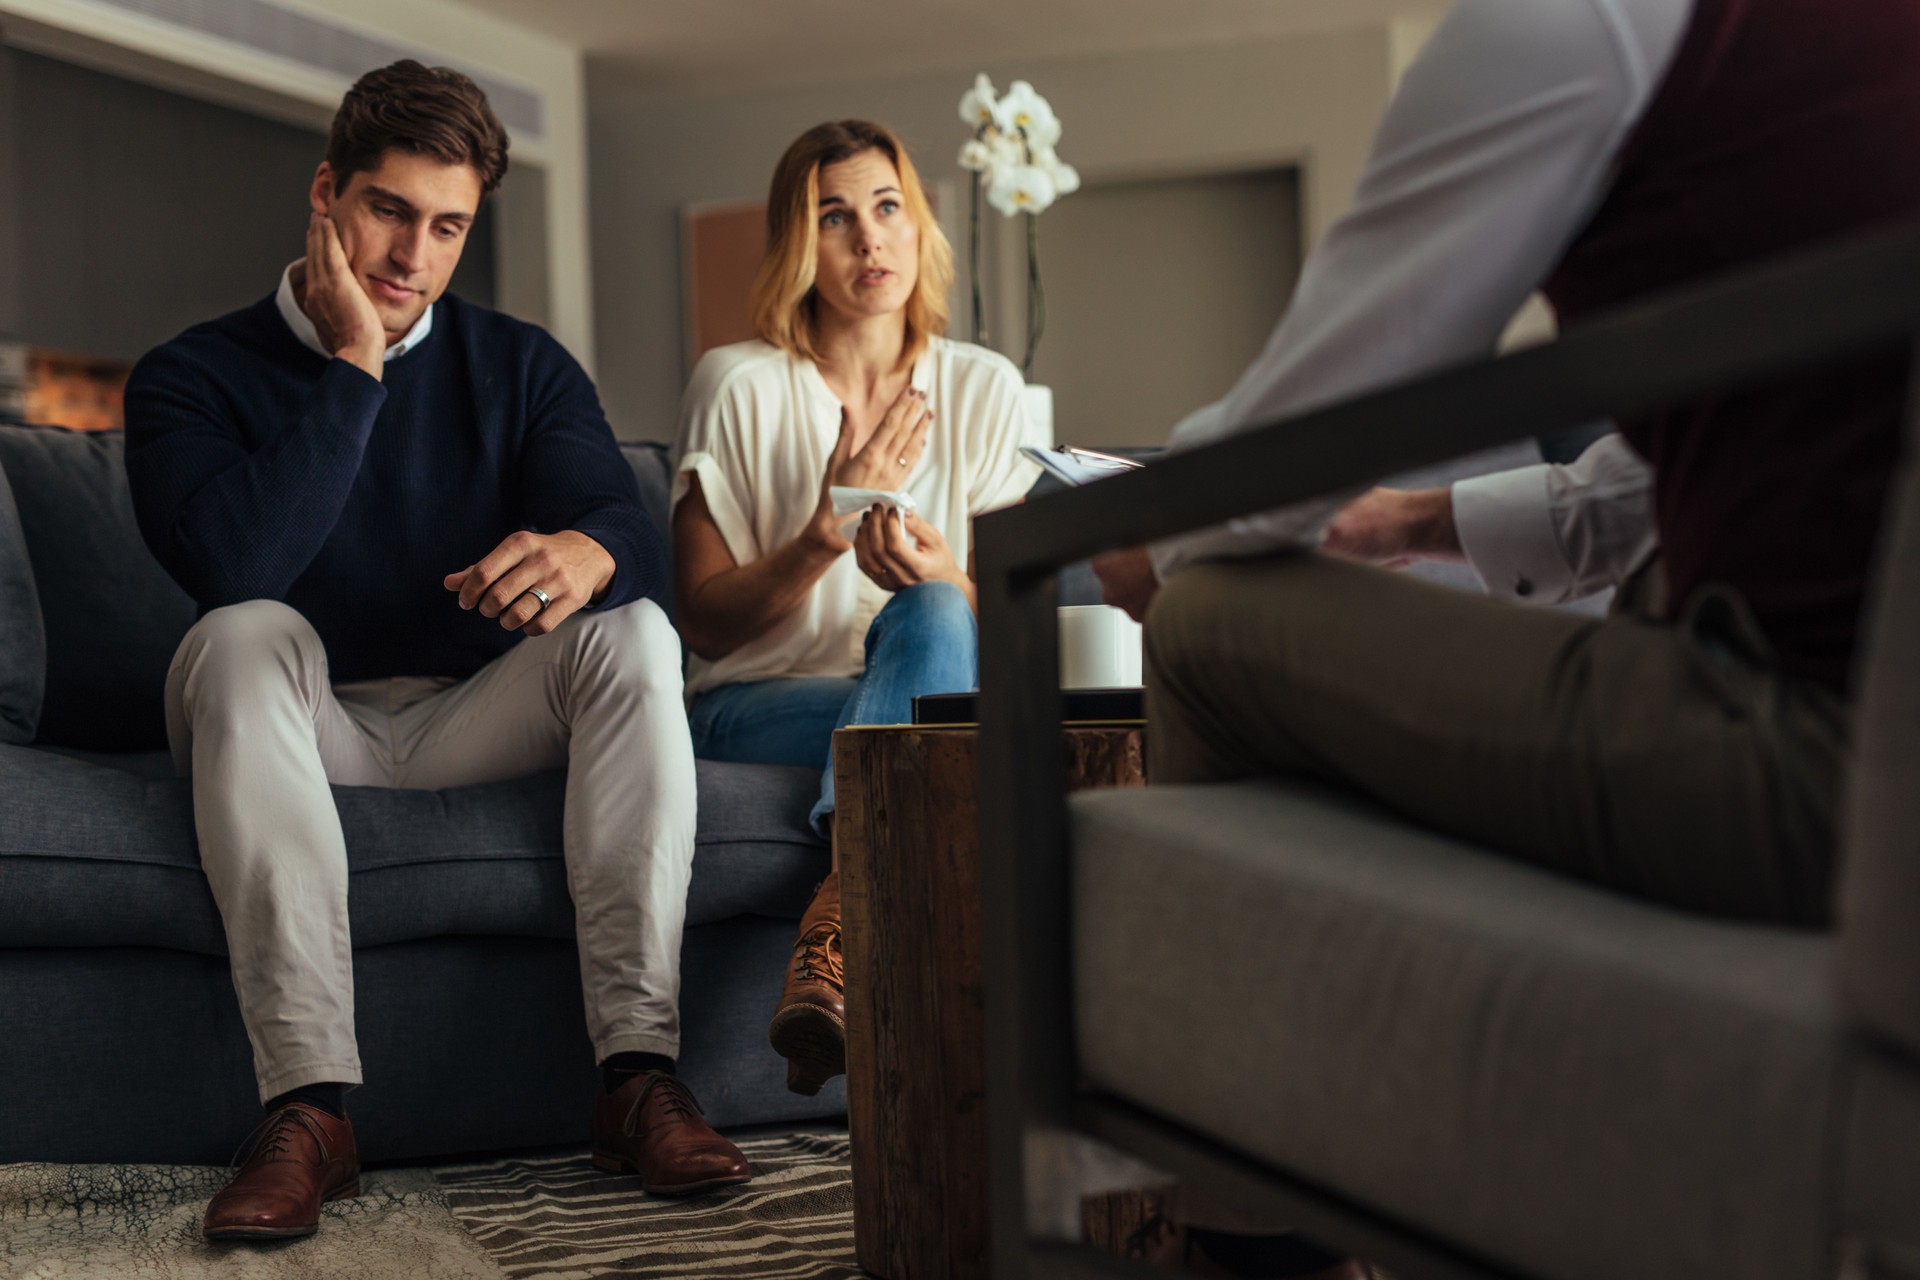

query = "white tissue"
[[830, 486, 918, 518]]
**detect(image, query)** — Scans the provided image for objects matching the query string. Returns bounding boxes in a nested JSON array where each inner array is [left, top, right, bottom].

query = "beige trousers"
[[164, 598, 696, 1102], [1145, 553, 1848, 926]]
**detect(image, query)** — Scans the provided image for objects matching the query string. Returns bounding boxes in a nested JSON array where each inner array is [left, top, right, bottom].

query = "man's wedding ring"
[[526, 586, 552, 609]]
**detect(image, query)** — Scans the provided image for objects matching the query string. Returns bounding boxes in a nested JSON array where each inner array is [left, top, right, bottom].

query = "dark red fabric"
[[1542, 0, 1920, 692]]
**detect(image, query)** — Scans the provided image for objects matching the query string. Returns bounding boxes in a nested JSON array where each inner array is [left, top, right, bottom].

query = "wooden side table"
[[835, 723, 1147, 1280]]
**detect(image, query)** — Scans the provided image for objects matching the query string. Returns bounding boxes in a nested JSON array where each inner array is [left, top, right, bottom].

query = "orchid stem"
[[1023, 211, 1044, 377], [969, 166, 987, 346]]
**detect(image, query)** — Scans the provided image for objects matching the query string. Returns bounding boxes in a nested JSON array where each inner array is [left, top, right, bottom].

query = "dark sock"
[[601, 1051, 675, 1093], [265, 1082, 348, 1120]]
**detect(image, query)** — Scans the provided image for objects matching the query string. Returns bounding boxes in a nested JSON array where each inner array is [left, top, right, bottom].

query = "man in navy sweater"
[[123, 61, 748, 1242]]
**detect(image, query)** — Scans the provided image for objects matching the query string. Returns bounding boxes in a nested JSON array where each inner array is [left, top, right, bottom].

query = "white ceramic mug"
[[1058, 604, 1144, 689]]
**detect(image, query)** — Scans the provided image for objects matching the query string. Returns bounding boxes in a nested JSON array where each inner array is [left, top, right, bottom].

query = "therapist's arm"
[[1451, 432, 1657, 602], [1124, 0, 1686, 599], [1320, 486, 1464, 568], [1306, 433, 1658, 600]]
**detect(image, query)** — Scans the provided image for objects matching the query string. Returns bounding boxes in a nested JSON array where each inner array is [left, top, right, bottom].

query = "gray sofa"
[[0, 424, 845, 1166]]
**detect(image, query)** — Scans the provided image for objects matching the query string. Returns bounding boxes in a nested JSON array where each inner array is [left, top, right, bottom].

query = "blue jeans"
[[689, 581, 978, 835]]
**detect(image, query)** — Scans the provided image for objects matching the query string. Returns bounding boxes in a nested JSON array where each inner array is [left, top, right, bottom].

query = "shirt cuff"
[[1451, 464, 1573, 603]]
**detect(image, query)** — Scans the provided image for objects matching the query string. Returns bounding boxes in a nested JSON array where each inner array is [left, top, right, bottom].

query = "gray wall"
[[1028, 168, 1300, 448], [0, 46, 495, 364], [587, 27, 1394, 441]]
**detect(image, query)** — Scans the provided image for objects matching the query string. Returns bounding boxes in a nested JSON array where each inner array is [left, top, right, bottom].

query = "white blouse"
[[671, 337, 1040, 698]]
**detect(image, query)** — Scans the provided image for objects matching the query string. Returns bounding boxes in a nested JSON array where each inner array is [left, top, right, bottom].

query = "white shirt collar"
[[275, 262, 434, 362]]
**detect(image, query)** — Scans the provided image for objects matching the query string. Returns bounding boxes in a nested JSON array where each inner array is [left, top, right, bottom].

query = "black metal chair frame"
[[974, 221, 1920, 1280]]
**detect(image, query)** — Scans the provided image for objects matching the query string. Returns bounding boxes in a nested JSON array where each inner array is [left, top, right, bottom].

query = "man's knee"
[[175, 600, 323, 686], [563, 598, 684, 696], [1147, 556, 1332, 686], [1147, 562, 1252, 676]]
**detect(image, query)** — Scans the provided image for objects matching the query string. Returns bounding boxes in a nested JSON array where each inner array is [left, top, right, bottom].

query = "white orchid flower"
[[958, 73, 999, 128], [954, 74, 1070, 371], [1033, 146, 1081, 196], [957, 139, 996, 172], [985, 128, 1022, 167], [998, 80, 1062, 148], [986, 163, 1057, 217]]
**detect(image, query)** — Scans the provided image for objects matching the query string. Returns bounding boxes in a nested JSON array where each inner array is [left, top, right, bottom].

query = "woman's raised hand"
[[807, 386, 934, 549], [835, 386, 933, 489]]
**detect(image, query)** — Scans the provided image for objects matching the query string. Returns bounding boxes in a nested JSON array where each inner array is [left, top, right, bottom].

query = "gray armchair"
[[975, 224, 1920, 1280]]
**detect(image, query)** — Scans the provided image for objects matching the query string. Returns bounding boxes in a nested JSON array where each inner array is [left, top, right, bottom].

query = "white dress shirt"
[[1151, 0, 1689, 600], [274, 262, 434, 362], [1453, 432, 1656, 602], [671, 338, 1040, 698]]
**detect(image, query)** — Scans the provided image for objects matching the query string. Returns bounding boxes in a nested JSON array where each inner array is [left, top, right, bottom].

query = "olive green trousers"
[[1144, 553, 1847, 926]]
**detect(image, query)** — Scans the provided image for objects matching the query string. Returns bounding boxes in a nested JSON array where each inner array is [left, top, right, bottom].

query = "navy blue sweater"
[[124, 293, 662, 683]]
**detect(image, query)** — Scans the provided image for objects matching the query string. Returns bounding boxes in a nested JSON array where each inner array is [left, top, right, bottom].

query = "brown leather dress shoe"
[[203, 1103, 360, 1241], [590, 1071, 753, 1195], [768, 872, 844, 1096]]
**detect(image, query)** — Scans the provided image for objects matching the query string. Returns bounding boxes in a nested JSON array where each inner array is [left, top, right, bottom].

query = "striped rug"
[[436, 1131, 858, 1279]]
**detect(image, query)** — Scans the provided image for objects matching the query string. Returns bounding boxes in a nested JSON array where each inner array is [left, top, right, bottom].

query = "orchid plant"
[[957, 75, 1080, 375]]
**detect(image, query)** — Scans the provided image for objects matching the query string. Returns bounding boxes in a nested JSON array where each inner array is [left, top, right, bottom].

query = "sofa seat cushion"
[[0, 745, 826, 956], [1071, 782, 1867, 1280]]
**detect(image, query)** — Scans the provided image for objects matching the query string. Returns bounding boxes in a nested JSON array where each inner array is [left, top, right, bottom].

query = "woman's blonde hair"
[[750, 120, 953, 368]]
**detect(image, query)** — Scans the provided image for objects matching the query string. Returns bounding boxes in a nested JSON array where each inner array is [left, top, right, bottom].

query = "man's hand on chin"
[[445, 531, 616, 636], [297, 212, 387, 380], [1092, 546, 1160, 623]]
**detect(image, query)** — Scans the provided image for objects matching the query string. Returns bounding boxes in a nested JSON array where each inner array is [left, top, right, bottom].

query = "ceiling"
[[442, 0, 1449, 92]]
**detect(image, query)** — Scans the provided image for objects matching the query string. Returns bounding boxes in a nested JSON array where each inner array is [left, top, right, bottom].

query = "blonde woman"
[[671, 119, 1037, 1095]]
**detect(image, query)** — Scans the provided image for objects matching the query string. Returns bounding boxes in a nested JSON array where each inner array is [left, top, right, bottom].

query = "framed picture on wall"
[[680, 200, 767, 378]]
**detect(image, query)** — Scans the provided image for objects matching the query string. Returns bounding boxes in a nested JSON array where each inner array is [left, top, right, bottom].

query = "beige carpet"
[[0, 1131, 856, 1280], [0, 1162, 501, 1280]]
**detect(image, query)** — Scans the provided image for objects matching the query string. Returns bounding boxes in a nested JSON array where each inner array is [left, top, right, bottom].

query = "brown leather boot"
[[203, 1103, 360, 1240], [769, 872, 844, 1096]]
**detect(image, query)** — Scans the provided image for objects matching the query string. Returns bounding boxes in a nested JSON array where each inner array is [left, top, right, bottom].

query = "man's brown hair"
[[325, 60, 510, 197]]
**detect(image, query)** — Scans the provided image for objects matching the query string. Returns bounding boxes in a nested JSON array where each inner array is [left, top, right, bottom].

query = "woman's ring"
[[526, 586, 552, 609], [898, 456, 909, 468]]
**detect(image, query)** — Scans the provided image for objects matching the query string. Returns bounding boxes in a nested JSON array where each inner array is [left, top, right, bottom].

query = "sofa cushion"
[[0, 460, 43, 744], [621, 441, 672, 542], [0, 426, 198, 751], [619, 441, 674, 613], [1071, 781, 1853, 1280], [0, 745, 827, 956]]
